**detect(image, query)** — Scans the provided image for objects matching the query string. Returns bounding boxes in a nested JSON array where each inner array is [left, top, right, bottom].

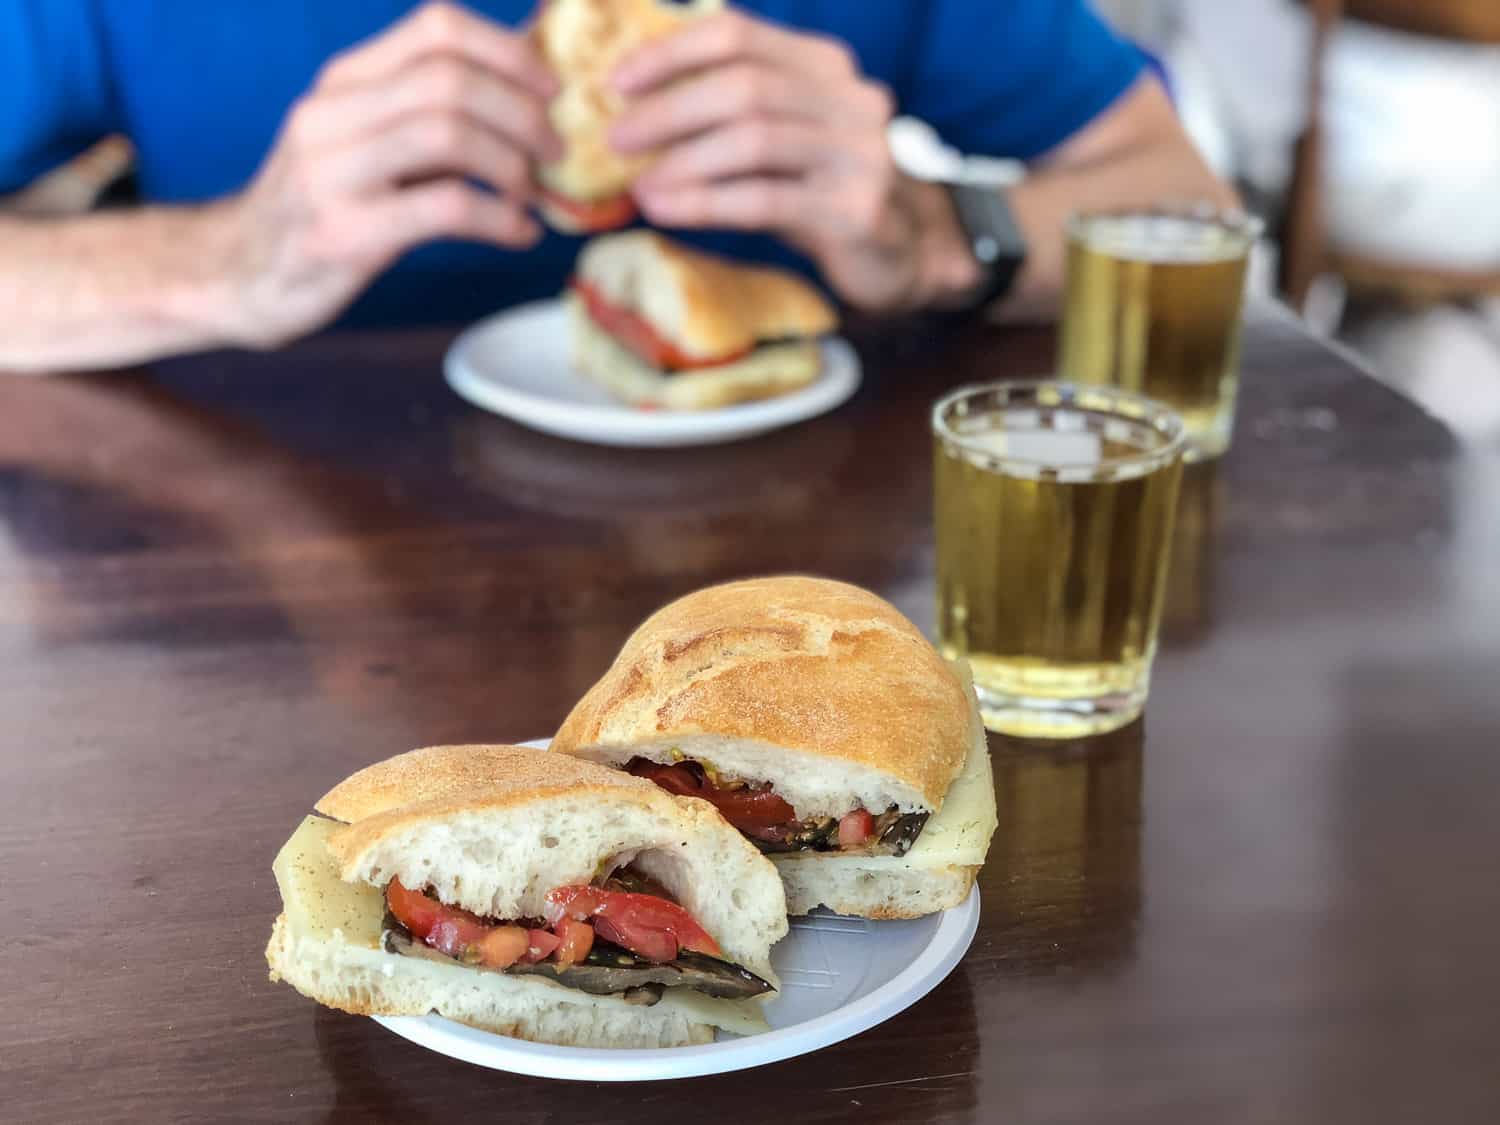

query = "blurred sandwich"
[[266, 744, 787, 1048], [567, 231, 838, 410], [552, 577, 998, 918], [534, 0, 722, 232]]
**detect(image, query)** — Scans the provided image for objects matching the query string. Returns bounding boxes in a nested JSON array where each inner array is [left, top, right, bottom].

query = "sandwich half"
[[266, 744, 787, 1048], [568, 231, 839, 410], [552, 577, 998, 918], [534, 0, 722, 232]]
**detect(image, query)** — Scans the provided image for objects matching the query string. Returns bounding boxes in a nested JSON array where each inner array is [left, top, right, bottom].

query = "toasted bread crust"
[[577, 231, 838, 359], [552, 578, 973, 808], [316, 743, 653, 822]]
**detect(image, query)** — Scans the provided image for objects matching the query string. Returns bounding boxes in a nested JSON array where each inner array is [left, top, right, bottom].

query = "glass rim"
[[1066, 201, 1265, 258], [931, 380, 1188, 476]]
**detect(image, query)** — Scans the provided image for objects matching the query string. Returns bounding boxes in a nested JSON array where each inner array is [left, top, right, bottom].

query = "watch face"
[[947, 183, 1026, 306], [954, 184, 1025, 262]]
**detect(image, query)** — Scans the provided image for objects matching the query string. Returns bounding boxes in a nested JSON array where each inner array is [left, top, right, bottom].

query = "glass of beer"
[[1058, 204, 1261, 460], [933, 382, 1185, 737]]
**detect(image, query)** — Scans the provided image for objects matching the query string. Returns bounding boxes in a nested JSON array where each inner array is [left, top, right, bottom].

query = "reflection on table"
[[986, 721, 1144, 972], [1162, 460, 1224, 645]]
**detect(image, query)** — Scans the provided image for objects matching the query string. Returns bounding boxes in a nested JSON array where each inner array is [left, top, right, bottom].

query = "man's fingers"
[[318, 110, 535, 199], [611, 63, 820, 154], [634, 119, 827, 192], [318, 1, 558, 99], [612, 10, 850, 96], [299, 55, 562, 161], [359, 179, 541, 263], [633, 176, 808, 231]]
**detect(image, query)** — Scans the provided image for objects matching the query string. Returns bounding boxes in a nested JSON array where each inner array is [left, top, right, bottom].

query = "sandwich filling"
[[626, 758, 931, 857], [571, 279, 757, 372], [541, 189, 638, 232], [381, 864, 772, 1005]]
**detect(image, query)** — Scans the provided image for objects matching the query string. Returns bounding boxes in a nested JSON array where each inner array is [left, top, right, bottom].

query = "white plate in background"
[[371, 737, 979, 1081], [444, 300, 861, 448]]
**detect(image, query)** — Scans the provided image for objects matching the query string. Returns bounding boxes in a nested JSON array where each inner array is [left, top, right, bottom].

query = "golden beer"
[[1059, 208, 1260, 460], [933, 383, 1185, 737]]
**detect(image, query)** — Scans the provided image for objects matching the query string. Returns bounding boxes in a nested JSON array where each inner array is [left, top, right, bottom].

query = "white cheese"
[[903, 712, 997, 867], [273, 815, 385, 949]]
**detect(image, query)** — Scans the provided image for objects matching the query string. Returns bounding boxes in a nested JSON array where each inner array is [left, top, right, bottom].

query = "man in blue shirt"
[[0, 2, 1232, 372]]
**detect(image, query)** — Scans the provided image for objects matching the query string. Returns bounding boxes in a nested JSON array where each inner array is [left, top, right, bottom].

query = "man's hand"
[[221, 2, 562, 347], [610, 11, 958, 312]]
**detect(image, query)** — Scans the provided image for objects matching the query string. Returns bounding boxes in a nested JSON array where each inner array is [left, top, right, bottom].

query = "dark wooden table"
[[3, 309, 1497, 1123]]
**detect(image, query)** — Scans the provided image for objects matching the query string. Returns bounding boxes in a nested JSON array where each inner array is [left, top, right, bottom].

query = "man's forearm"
[[1001, 135, 1239, 320], [0, 204, 246, 374], [899, 78, 1239, 321]]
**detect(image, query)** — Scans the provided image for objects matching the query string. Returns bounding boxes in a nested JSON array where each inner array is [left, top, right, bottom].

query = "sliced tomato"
[[386, 877, 491, 959], [628, 760, 704, 799], [552, 917, 595, 968], [713, 787, 800, 833], [520, 927, 562, 965], [572, 280, 753, 372], [594, 914, 677, 962], [838, 808, 876, 848], [474, 925, 530, 969], [540, 188, 638, 232], [544, 885, 722, 962], [627, 759, 797, 834]]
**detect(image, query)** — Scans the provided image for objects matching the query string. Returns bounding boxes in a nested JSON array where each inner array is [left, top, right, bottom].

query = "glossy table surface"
[[2, 308, 1497, 1123]]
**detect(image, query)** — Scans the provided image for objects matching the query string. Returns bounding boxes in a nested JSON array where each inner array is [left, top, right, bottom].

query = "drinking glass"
[[1058, 204, 1261, 460], [933, 381, 1186, 737]]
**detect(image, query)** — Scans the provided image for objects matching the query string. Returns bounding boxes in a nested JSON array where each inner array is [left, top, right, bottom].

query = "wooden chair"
[[1282, 0, 1500, 307]]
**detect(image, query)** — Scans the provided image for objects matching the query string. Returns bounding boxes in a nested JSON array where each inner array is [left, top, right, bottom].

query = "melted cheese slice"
[[272, 815, 770, 1037]]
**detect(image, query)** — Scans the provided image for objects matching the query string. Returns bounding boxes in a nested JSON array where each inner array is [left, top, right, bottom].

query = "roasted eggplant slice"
[[750, 808, 930, 856], [507, 943, 773, 1000], [383, 928, 773, 1002], [877, 811, 930, 856]]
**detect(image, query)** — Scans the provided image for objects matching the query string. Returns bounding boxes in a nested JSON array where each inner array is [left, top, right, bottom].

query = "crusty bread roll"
[[552, 578, 997, 919], [267, 744, 788, 1047], [568, 293, 824, 409], [553, 578, 973, 816], [534, 0, 722, 228], [578, 231, 837, 360]]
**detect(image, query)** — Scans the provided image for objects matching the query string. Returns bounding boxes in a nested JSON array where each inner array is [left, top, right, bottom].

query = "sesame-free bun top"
[[552, 578, 978, 818], [315, 744, 786, 979], [535, 0, 722, 211], [577, 231, 838, 361]]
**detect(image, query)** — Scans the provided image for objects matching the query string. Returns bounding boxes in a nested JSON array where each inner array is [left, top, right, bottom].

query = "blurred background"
[[14, 0, 1499, 448], [893, 0, 1500, 449]]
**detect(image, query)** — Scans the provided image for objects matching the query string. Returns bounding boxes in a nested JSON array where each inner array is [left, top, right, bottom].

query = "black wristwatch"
[[940, 181, 1028, 311]]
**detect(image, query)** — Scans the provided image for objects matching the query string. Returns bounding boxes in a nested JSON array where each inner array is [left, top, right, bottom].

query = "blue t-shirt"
[[0, 1, 1142, 325]]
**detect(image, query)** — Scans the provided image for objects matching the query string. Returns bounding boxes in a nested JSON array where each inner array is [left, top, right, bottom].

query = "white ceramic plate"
[[444, 300, 862, 448], [371, 739, 979, 1082]]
